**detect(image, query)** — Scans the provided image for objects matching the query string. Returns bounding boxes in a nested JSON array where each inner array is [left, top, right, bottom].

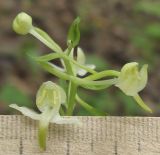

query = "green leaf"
[[67, 17, 81, 47]]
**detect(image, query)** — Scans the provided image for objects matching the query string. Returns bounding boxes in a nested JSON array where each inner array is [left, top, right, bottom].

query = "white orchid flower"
[[115, 62, 152, 113], [9, 81, 81, 150], [70, 47, 96, 76], [115, 62, 148, 96]]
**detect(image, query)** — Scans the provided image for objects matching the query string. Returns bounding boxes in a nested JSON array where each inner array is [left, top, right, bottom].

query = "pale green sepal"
[[9, 104, 39, 120], [36, 81, 66, 112]]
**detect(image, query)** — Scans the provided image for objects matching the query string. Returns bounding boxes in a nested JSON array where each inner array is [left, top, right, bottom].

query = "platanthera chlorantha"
[[10, 81, 80, 150], [10, 12, 152, 150]]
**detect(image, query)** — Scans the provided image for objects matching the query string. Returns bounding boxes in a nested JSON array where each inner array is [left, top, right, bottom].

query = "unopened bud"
[[12, 12, 32, 35]]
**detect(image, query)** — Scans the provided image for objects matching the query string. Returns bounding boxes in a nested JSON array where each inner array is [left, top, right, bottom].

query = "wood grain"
[[0, 115, 160, 155]]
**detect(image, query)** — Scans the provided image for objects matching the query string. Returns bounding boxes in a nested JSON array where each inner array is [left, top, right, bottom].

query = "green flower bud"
[[36, 81, 66, 112], [115, 62, 148, 96], [12, 12, 32, 35]]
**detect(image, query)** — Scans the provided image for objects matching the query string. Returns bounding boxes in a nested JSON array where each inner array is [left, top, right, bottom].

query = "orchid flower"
[[9, 81, 81, 150], [69, 47, 96, 76], [115, 62, 152, 113]]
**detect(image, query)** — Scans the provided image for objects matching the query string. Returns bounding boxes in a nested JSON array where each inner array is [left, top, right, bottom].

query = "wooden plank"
[[0, 115, 160, 155]]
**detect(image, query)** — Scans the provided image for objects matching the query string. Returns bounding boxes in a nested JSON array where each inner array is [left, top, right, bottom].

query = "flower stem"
[[67, 83, 78, 115], [62, 47, 78, 115], [29, 27, 62, 53], [84, 70, 120, 80], [39, 61, 117, 88]]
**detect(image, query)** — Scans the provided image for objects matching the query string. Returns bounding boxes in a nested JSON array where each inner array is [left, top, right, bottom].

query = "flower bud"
[[36, 81, 66, 112], [115, 62, 148, 96], [12, 12, 32, 35]]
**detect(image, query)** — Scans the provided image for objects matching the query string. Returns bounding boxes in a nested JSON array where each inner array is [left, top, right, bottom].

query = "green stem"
[[39, 61, 117, 88], [133, 94, 152, 113], [76, 95, 107, 116], [29, 27, 62, 53], [67, 83, 78, 115], [34, 52, 96, 74], [31, 53, 61, 62], [63, 47, 78, 116], [84, 70, 120, 80]]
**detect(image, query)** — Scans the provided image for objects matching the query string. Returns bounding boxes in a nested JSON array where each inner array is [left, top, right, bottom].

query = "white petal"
[[69, 48, 74, 59], [9, 104, 40, 120], [77, 69, 87, 76], [86, 64, 96, 70], [51, 114, 82, 125], [77, 64, 96, 76], [56, 84, 66, 104], [77, 47, 86, 65], [138, 64, 148, 92]]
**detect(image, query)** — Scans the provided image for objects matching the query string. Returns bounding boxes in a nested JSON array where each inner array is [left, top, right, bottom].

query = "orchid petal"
[[86, 64, 96, 70], [36, 81, 66, 112], [51, 114, 81, 125], [9, 104, 40, 120], [77, 47, 86, 64]]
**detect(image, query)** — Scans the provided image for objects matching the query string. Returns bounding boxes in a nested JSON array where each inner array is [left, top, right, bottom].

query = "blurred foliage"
[[134, 1, 160, 16], [0, 83, 33, 114], [131, 1, 160, 69]]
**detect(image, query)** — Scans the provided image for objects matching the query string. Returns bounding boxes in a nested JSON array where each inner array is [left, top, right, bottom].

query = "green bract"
[[67, 17, 80, 47], [12, 12, 32, 35], [9, 81, 80, 150]]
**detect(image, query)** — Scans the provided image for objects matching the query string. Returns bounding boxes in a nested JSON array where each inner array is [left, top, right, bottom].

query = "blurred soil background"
[[0, 0, 160, 116]]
